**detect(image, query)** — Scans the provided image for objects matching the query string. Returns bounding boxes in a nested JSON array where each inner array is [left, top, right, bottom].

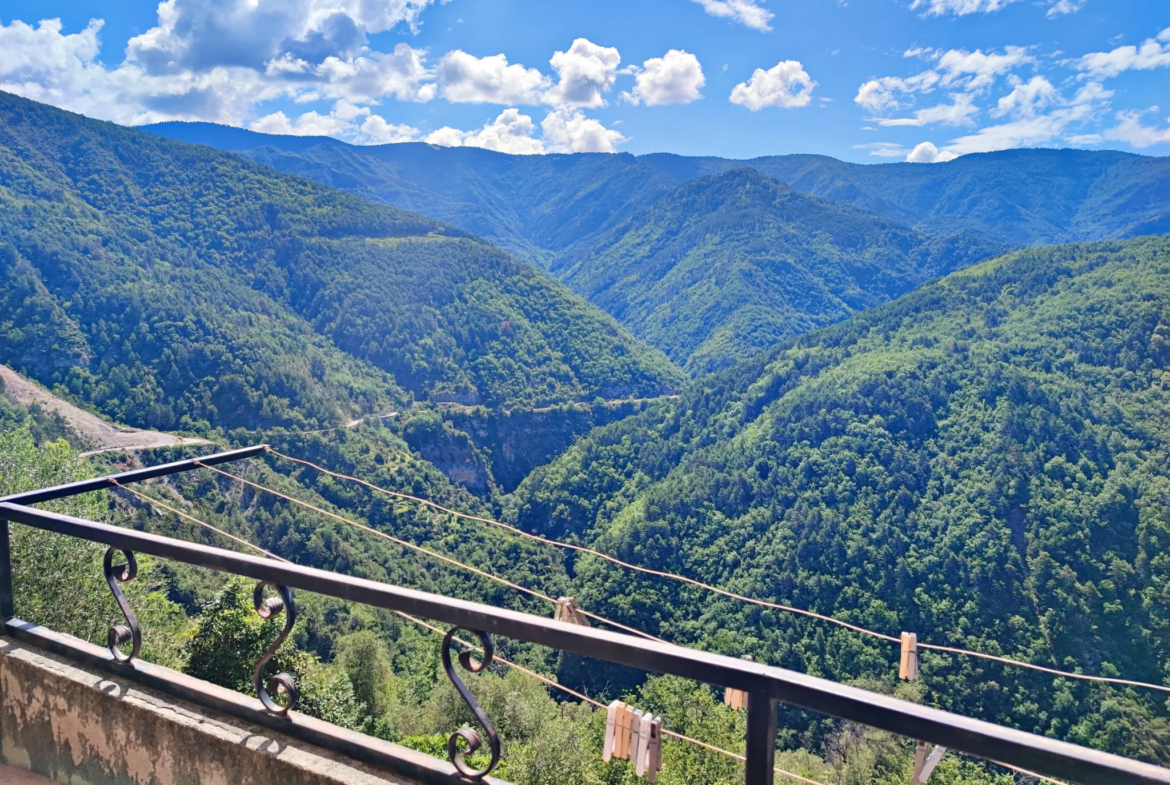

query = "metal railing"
[[1, 448, 1168, 785]]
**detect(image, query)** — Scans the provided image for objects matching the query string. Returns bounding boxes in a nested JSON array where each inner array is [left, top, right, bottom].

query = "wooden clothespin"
[[899, 632, 919, 681], [724, 655, 752, 710], [912, 740, 947, 784], [646, 715, 663, 782], [635, 712, 653, 777], [614, 703, 635, 760], [554, 596, 591, 626], [630, 708, 644, 764], [604, 701, 622, 762]]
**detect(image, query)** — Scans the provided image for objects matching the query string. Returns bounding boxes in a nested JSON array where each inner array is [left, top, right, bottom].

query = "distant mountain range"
[[143, 121, 1170, 372], [145, 121, 1170, 255]]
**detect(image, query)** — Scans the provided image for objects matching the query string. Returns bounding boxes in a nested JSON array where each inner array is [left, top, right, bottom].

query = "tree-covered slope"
[[507, 235, 1170, 762], [640, 149, 1170, 246], [0, 94, 680, 432], [144, 122, 1170, 254], [144, 122, 677, 268], [553, 168, 999, 373]]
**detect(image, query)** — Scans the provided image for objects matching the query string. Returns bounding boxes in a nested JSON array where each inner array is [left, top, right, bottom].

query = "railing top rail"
[[0, 445, 268, 506], [3, 501, 1168, 785]]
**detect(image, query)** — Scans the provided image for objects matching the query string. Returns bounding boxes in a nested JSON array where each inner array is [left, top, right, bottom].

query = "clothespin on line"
[[912, 740, 947, 784], [899, 632, 919, 681], [554, 596, 590, 626], [602, 701, 663, 780], [723, 655, 752, 710]]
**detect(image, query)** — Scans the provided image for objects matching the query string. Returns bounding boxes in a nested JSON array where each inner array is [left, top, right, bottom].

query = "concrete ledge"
[[0, 636, 504, 785]]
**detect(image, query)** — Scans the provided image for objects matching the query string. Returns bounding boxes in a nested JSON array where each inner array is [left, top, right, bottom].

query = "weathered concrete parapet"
[[0, 638, 504, 785]]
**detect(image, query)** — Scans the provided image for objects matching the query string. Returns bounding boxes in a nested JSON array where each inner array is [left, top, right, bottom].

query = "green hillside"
[[508, 235, 1170, 762], [0, 94, 681, 433], [553, 168, 999, 373], [145, 123, 1170, 254], [641, 149, 1170, 246]]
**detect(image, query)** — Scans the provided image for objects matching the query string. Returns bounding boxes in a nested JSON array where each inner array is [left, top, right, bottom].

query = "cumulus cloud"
[[855, 46, 1030, 121], [910, 0, 1022, 16], [547, 39, 621, 108], [875, 93, 979, 127], [920, 79, 1113, 159], [992, 75, 1057, 118], [1103, 109, 1170, 148], [622, 50, 705, 106], [541, 108, 626, 153], [906, 141, 958, 163], [425, 108, 545, 155], [1077, 27, 1170, 80], [437, 50, 549, 104], [0, 2, 441, 130], [249, 99, 421, 143], [935, 47, 1034, 91], [1046, 0, 1084, 17], [854, 72, 940, 112], [690, 0, 774, 32], [125, 0, 438, 75], [729, 60, 816, 110]]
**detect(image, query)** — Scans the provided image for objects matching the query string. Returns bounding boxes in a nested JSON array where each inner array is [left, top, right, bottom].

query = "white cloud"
[[547, 39, 621, 108], [992, 75, 1057, 118], [0, 2, 443, 130], [854, 142, 912, 158], [1102, 109, 1170, 148], [690, 0, 774, 32], [875, 93, 979, 127], [436, 50, 549, 104], [622, 50, 705, 106], [729, 60, 816, 110], [356, 114, 423, 144], [1076, 27, 1170, 80], [854, 72, 940, 112], [855, 47, 1030, 121], [906, 141, 958, 163], [936, 47, 1034, 91], [425, 108, 545, 155], [926, 79, 1112, 158], [541, 108, 626, 153], [1046, 0, 1084, 18], [910, 0, 1022, 16], [248, 99, 421, 143]]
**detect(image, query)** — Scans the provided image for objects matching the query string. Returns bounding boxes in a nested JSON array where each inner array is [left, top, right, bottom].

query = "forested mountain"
[[641, 149, 1170, 246], [144, 121, 676, 268], [553, 168, 999, 372], [0, 93, 680, 434], [145, 122, 1170, 255], [506, 235, 1170, 762]]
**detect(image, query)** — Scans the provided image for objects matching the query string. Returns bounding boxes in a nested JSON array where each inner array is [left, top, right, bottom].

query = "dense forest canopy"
[[147, 121, 1170, 257], [0, 93, 680, 433], [553, 168, 999, 373], [507, 235, 1170, 763]]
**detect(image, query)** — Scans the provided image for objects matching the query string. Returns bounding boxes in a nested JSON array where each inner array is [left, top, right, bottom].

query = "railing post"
[[0, 518, 13, 623], [745, 691, 777, 785]]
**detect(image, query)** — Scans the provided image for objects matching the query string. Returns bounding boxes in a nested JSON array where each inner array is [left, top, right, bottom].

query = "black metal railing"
[[1, 448, 1169, 785]]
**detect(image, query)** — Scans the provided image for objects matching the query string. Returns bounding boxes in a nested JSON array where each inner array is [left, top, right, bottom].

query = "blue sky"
[[1, 0, 1167, 162]]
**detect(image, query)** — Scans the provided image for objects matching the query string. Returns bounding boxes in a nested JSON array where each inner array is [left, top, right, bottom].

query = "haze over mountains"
[[145, 121, 1170, 371]]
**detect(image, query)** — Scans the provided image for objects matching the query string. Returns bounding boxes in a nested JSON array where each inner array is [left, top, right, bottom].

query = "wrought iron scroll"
[[252, 581, 298, 716], [441, 628, 501, 780], [103, 547, 141, 664]]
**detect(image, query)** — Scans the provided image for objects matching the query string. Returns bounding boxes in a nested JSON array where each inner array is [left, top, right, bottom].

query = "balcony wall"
[[0, 636, 504, 785]]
